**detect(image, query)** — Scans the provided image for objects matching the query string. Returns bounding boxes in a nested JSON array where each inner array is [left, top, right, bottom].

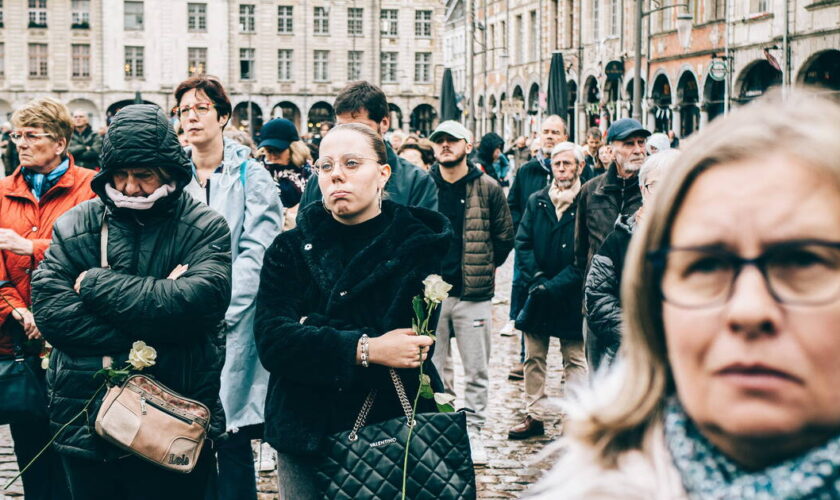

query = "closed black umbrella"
[[440, 68, 460, 121], [546, 52, 568, 121]]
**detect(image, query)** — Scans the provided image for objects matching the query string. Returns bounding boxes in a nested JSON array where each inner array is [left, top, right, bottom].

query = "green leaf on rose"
[[420, 383, 434, 399], [419, 374, 430, 385], [412, 296, 425, 323], [435, 402, 455, 413]]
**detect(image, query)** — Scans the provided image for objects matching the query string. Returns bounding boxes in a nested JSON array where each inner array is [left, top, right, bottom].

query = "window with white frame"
[[0, 44, 5, 77], [72, 44, 90, 77], [240, 48, 254, 80], [381, 52, 397, 83], [381, 9, 398, 37], [278, 49, 292, 81], [188, 47, 206, 76], [610, 0, 619, 36], [239, 4, 255, 32], [415, 10, 432, 38], [277, 5, 293, 33], [124, 1, 143, 30], [662, 0, 673, 31], [124, 46, 144, 78], [187, 3, 206, 32], [348, 8, 363, 36], [0, 1, 4, 28], [592, 0, 599, 40], [28, 43, 48, 77], [313, 6, 328, 34], [29, 0, 47, 27], [515, 15, 523, 64], [313, 50, 329, 82], [72, 0, 90, 27], [414, 52, 431, 83], [347, 51, 362, 81]]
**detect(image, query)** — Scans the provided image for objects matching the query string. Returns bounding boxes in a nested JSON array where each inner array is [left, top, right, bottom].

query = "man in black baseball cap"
[[572, 118, 649, 364]]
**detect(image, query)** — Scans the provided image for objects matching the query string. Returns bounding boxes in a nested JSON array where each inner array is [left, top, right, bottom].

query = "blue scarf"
[[22, 158, 69, 201], [664, 397, 840, 499]]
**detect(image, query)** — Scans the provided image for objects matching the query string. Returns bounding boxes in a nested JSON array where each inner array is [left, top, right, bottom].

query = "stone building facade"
[[455, 0, 839, 143], [0, 0, 446, 136]]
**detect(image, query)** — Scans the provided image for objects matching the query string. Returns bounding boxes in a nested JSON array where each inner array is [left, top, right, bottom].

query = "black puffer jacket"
[[472, 133, 504, 184], [584, 213, 634, 370], [31, 105, 232, 460], [255, 200, 451, 455], [507, 157, 551, 231], [515, 187, 582, 339]]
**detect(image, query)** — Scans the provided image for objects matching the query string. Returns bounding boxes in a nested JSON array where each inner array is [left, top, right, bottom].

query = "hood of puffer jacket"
[[92, 104, 193, 209]]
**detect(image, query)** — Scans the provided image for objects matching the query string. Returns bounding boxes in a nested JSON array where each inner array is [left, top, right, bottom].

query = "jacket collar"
[[534, 186, 578, 226], [296, 200, 451, 309], [596, 162, 639, 194], [4, 155, 79, 203]]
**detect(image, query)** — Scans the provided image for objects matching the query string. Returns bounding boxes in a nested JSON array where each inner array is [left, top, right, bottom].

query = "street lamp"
[[632, 2, 693, 122]]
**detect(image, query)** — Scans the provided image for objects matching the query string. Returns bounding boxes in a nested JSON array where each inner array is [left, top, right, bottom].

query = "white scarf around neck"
[[105, 182, 177, 210]]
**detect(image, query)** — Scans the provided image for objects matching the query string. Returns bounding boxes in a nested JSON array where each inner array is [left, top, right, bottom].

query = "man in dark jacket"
[[67, 110, 102, 169], [503, 115, 572, 378], [427, 120, 514, 465], [575, 118, 649, 367], [31, 105, 232, 497], [298, 81, 437, 212], [584, 149, 679, 370], [508, 142, 587, 440]]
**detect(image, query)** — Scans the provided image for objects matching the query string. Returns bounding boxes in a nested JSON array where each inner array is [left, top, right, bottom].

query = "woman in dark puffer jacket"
[[30, 104, 232, 499]]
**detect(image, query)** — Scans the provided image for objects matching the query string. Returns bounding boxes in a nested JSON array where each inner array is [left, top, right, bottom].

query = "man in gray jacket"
[[428, 120, 514, 465], [299, 81, 437, 211]]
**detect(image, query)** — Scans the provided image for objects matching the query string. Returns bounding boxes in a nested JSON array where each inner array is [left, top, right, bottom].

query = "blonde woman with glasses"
[[528, 89, 840, 499]]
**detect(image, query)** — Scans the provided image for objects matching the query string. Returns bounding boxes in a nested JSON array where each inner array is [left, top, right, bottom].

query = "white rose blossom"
[[422, 275, 452, 304], [41, 356, 50, 370], [128, 341, 157, 370]]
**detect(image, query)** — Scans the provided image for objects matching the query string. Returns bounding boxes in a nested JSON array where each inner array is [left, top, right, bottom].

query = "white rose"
[[41, 356, 50, 370], [433, 392, 456, 406], [128, 341, 157, 370], [422, 275, 452, 304]]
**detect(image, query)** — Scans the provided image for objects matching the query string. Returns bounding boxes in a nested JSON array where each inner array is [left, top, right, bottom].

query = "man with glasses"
[[427, 120, 514, 465], [508, 142, 588, 440], [67, 110, 102, 170]]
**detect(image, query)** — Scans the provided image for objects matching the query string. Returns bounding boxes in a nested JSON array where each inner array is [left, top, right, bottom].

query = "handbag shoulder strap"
[[348, 368, 414, 442]]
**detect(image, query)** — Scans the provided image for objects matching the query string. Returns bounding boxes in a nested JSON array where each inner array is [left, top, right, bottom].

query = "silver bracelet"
[[360, 334, 370, 368]]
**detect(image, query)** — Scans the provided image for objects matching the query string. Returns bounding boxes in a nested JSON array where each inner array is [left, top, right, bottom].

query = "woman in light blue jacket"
[[174, 76, 283, 500]]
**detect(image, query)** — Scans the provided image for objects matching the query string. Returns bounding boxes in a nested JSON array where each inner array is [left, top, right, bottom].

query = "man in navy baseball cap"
[[606, 118, 651, 143]]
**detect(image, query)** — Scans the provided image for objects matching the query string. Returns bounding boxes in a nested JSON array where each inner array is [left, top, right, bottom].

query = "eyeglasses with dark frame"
[[312, 154, 381, 175], [647, 239, 840, 308]]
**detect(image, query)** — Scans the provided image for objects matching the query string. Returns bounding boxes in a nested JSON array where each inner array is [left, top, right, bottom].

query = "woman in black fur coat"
[[254, 123, 452, 499]]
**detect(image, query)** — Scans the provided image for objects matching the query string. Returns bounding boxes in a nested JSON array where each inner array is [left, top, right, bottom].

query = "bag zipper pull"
[[140, 397, 147, 415]]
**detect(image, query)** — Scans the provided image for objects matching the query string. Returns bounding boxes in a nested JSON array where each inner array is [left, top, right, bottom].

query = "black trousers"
[[61, 446, 215, 500], [10, 416, 70, 500]]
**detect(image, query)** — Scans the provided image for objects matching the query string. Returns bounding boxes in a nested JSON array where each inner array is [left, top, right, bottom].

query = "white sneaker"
[[255, 440, 277, 472], [499, 320, 516, 337], [468, 432, 488, 466], [491, 296, 509, 305]]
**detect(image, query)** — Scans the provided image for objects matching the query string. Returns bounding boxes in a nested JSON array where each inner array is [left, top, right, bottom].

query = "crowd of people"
[[0, 73, 838, 500]]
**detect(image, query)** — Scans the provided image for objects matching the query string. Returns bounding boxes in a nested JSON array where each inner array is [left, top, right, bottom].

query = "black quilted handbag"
[[315, 369, 476, 499]]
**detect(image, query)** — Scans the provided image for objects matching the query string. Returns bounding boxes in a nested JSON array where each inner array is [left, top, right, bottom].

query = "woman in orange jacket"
[[0, 97, 95, 500]]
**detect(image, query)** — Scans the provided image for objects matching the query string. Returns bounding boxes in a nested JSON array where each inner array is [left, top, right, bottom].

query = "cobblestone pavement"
[[0, 254, 568, 499]]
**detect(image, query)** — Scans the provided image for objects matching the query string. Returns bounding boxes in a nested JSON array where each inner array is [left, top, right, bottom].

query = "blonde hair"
[[288, 140, 311, 168], [11, 97, 74, 152], [569, 88, 840, 466]]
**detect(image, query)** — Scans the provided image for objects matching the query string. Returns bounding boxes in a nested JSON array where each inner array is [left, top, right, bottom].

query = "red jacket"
[[0, 157, 96, 356]]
